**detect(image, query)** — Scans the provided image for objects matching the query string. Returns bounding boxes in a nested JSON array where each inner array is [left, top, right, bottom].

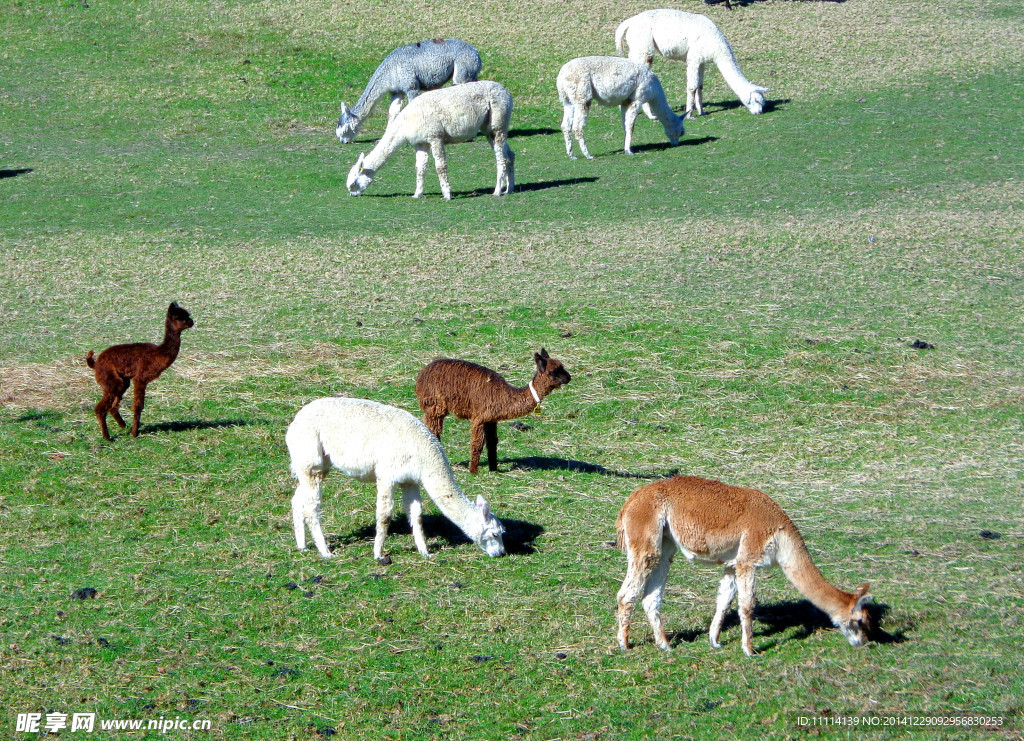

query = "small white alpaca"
[[346, 81, 514, 200], [616, 476, 872, 656], [615, 9, 769, 118], [556, 56, 684, 160], [286, 397, 506, 564], [336, 39, 482, 143]]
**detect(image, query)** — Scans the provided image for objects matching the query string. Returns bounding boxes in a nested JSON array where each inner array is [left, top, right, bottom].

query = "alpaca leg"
[[736, 565, 758, 656], [129, 382, 147, 437], [641, 536, 677, 650], [642, 102, 657, 121], [709, 567, 737, 649], [430, 140, 451, 200], [483, 421, 499, 472], [94, 394, 115, 441], [616, 548, 659, 651], [573, 101, 593, 160], [110, 378, 130, 429], [560, 103, 578, 160], [621, 102, 641, 155], [694, 65, 705, 117], [422, 411, 446, 440], [468, 421, 485, 474], [401, 483, 430, 558], [489, 133, 512, 196], [293, 471, 332, 558], [387, 93, 404, 125], [413, 144, 430, 199], [374, 478, 396, 564], [503, 143, 515, 195]]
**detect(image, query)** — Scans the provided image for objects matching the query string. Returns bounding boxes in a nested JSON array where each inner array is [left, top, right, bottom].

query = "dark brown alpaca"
[[85, 302, 194, 440], [415, 348, 572, 474]]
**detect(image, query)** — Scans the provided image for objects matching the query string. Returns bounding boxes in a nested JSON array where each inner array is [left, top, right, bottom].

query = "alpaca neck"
[[158, 323, 183, 360], [363, 127, 408, 174], [351, 67, 391, 122], [420, 458, 480, 537], [713, 44, 757, 97], [501, 378, 544, 419], [777, 528, 852, 619]]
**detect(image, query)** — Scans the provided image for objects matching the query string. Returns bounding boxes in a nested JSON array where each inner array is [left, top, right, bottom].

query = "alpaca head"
[[347, 153, 374, 196], [336, 103, 358, 143], [663, 114, 685, 146], [473, 495, 506, 557], [745, 86, 769, 115], [533, 348, 572, 392], [166, 302, 195, 332], [833, 583, 872, 647]]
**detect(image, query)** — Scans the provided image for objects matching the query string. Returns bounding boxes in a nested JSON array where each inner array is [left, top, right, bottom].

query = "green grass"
[[2, 0, 1023, 738]]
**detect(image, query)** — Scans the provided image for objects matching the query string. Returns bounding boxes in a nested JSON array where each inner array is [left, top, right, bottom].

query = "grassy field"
[[2, 0, 1023, 738]]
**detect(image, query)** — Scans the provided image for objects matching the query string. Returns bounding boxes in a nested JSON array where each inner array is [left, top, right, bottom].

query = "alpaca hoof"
[[624, 149, 635, 156], [376, 555, 392, 566], [567, 153, 578, 161], [584, 154, 595, 161]]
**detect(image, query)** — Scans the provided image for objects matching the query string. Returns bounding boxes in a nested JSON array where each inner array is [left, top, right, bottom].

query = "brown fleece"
[[85, 302, 194, 440], [415, 348, 571, 473]]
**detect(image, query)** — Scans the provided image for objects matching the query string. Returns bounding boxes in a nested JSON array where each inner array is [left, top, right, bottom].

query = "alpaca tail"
[[85, 350, 95, 368], [614, 18, 630, 56]]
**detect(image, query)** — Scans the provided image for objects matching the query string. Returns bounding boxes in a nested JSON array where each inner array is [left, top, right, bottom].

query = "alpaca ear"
[[356, 152, 365, 172], [169, 301, 179, 311], [340, 102, 349, 115], [540, 347, 550, 359], [755, 86, 770, 93], [475, 495, 490, 518], [534, 352, 547, 372], [854, 582, 872, 608]]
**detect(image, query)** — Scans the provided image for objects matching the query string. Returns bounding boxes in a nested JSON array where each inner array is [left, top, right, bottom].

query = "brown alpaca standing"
[[616, 476, 872, 656], [415, 348, 572, 474], [85, 302, 194, 440]]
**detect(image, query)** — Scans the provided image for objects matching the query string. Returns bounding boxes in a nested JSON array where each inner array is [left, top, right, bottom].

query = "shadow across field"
[[504, 455, 673, 480], [630, 136, 717, 155], [664, 599, 903, 650], [706, 0, 844, 6], [142, 419, 250, 434], [510, 127, 560, 138], [336, 514, 544, 556], [0, 168, 33, 179]]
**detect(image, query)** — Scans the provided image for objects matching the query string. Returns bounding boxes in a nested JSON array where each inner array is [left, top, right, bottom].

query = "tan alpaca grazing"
[[616, 476, 872, 656]]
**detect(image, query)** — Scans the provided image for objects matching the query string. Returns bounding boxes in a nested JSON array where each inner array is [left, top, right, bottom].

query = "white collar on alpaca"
[[528, 381, 542, 405]]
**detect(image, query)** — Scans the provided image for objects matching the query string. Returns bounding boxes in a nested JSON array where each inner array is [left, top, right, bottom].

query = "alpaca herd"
[[79, 9, 877, 658], [86, 312, 873, 654], [337, 8, 767, 198]]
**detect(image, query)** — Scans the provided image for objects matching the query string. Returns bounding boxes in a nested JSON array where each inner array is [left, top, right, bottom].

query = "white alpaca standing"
[[336, 39, 482, 143], [346, 81, 515, 200], [286, 397, 506, 564], [615, 9, 769, 118], [556, 56, 685, 160]]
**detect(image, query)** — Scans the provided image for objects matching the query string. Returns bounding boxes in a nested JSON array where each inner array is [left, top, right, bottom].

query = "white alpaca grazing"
[[346, 81, 514, 200], [286, 397, 506, 564], [336, 39, 482, 143], [615, 9, 769, 118], [616, 476, 872, 656], [556, 57, 684, 160]]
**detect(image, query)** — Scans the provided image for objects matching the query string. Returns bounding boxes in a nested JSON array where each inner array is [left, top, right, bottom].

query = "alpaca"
[[336, 39, 482, 143], [615, 9, 768, 118], [346, 80, 514, 200], [556, 56, 685, 160], [616, 476, 872, 656], [286, 397, 506, 564], [85, 302, 194, 440], [415, 348, 572, 474]]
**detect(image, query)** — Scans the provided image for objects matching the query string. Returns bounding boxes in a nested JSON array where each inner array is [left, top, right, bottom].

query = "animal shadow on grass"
[[505, 455, 671, 480], [509, 127, 560, 139], [688, 98, 789, 115], [1, 168, 33, 179], [334, 514, 544, 556], [709, 0, 844, 7], [629, 135, 717, 155], [458, 177, 599, 198], [665, 599, 903, 650], [139, 419, 250, 434]]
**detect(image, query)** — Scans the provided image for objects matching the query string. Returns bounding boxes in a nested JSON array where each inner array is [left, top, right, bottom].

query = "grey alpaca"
[[336, 39, 482, 143]]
